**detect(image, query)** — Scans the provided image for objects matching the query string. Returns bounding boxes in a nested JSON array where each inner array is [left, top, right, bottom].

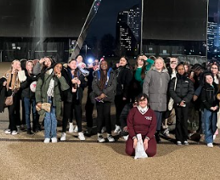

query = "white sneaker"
[[74, 126, 78, 133], [183, 141, 189, 145], [97, 134, 105, 143], [44, 138, 50, 143], [177, 141, 182, 145], [78, 132, 85, 141], [207, 143, 213, 148], [107, 134, 115, 142], [69, 123, 74, 133], [51, 137, 57, 143], [114, 125, 121, 134], [123, 135, 129, 141], [11, 130, 18, 135], [60, 133, 66, 141], [16, 126, 20, 133], [4, 129, 11, 134]]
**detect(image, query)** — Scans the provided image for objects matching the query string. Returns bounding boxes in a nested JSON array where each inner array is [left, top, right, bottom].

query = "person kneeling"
[[125, 93, 157, 157]]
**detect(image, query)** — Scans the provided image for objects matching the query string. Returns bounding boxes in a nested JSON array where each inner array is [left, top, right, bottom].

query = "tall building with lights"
[[116, 4, 141, 56]]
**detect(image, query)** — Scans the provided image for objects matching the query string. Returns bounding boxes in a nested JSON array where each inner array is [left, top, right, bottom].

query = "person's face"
[[137, 56, 144, 67], [154, 59, 164, 71], [100, 61, 108, 71], [119, 57, 127, 67], [138, 97, 148, 108], [170, 61, 177, 69], [12, 60, 21, 70], [76, 56, 83, 63], [211, 65, 218, 75], [184, 65, 189, 72], [177, 65, 185, 75], [205, 75, 213, 85], [68, 60, 77, 70], [44, 58, 52, 68], [54, 63, 62, 74], [26, 61, 33, 72]]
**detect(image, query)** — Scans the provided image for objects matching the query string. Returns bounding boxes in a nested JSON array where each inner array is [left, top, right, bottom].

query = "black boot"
[[155, 131, 161, 143], [27, 129, 34, 135]]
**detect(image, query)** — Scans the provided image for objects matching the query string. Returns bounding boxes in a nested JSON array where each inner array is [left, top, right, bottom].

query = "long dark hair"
[[134, 55, 146, 80], [98, 60, 109, 90]]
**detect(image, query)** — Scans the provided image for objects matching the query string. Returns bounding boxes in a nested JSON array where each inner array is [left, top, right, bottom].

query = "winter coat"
[[143, 67, 170, 111], [35, 70, 69, 118], [201, 82, 219, 111], [62, 67, 88, 103], [115, 65, 133, 98], [169, 74, 194, 105], [92, 68, 117, 103]]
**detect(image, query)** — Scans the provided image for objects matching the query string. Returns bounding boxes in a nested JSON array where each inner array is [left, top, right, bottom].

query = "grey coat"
[[143, 67, 170, 111]]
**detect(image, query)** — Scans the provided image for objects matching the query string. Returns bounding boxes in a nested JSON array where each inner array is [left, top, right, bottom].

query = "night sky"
[[87, 0, 140, 39]]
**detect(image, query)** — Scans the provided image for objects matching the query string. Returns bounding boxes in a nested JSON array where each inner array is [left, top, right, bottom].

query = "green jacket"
[[35, 72, 69, 118]]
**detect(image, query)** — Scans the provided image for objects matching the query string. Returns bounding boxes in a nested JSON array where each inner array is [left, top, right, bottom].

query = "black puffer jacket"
[[169, 74, 194, 104], [201, 82, 219, 111], [115, 65, 133, 98]]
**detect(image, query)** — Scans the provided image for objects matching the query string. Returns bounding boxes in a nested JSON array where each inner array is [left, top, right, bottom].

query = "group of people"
[[0, 54, 219, 158]]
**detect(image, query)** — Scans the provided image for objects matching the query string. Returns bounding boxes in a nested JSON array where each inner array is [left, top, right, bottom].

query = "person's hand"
[[144, 139, 149, 151], [36, 103, 42, 111], [179, 101, 185, 106], [72, 87, 77, 93], [56, 72, 61, 78], [142, 55, 148, 61], [123, 126, 128, 132], [77, 79, 81, 85], [39, 58, 45, 64], [133, 138, 138, 149], [99, 93, 106, 99], [71, 78, 78, 84], [3, 81, 7, 86]]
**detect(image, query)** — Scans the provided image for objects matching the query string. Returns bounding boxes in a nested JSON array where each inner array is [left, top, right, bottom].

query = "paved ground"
[[1, 62, 220, 180]]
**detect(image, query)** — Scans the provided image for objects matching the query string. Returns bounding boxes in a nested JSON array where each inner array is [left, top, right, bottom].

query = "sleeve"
[[17, 70, 27, 83], [169, 78, 182, 103], [57, 76, 70, 91], [183, 79, 194, 103], [127, 108, 136, 138], [79, 74, 88, 89], [123, 69, 133, 98], [201, 88, 211, 110], [33, 62, 42, 75], [145, 110, 157, 139], [92, 72, 102, 96], [35, 77, 43, 103], [143, 70, 151, 96]]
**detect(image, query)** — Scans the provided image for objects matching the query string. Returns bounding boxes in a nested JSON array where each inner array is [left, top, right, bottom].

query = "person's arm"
[[123, 69, 133, 99], [35, 77, 43, 104], [183, 79, 194, 103], [169, 78, 182, 104], [57, 76, 70, 91], [92, 72, 102, 96], [145, 110, 157, 139], [119, 103, 131, 129], [143, 70, 151, 96], [201, 88, 211, 110]]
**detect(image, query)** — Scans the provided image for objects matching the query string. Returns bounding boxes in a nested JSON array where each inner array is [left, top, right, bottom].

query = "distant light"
[[87, 58, 94, 64]]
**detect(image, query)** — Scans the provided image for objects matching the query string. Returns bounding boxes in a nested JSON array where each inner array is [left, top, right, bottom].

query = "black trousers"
[[115, 95, 128, 126], [175, 105, 189, 142], [8, 93, 19, 131], [96, 102, 111, 134], [62, 100, 83, 133], [85, 95, 94, 128]]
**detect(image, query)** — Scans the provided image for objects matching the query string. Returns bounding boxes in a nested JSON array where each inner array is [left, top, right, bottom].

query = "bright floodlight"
[[87, 58, 94, 64]]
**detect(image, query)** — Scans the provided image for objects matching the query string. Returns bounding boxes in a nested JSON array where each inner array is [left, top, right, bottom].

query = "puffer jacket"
[[169, 74, 194, 104], [201, 82, 219, 111], [143, 67, 170, 111]]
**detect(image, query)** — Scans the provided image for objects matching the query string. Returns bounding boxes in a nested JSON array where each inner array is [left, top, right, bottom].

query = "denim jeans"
[[154, 111, 163, 131], [23, 97, 37, 129], [44, 98, 57, 138], [204, 109, 217, 144]]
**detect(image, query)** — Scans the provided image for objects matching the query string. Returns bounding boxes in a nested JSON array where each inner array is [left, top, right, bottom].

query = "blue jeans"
[[23, 97, 37, 129], [154, 111, 163, 131], [44, 98, 57, 138], [204, 109, 217, 144]]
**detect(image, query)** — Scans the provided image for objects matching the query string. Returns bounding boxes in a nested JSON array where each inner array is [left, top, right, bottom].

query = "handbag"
[[134, 134, 148, 159], [5, 95, 13, 106], [168, 78, 177, 111]]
